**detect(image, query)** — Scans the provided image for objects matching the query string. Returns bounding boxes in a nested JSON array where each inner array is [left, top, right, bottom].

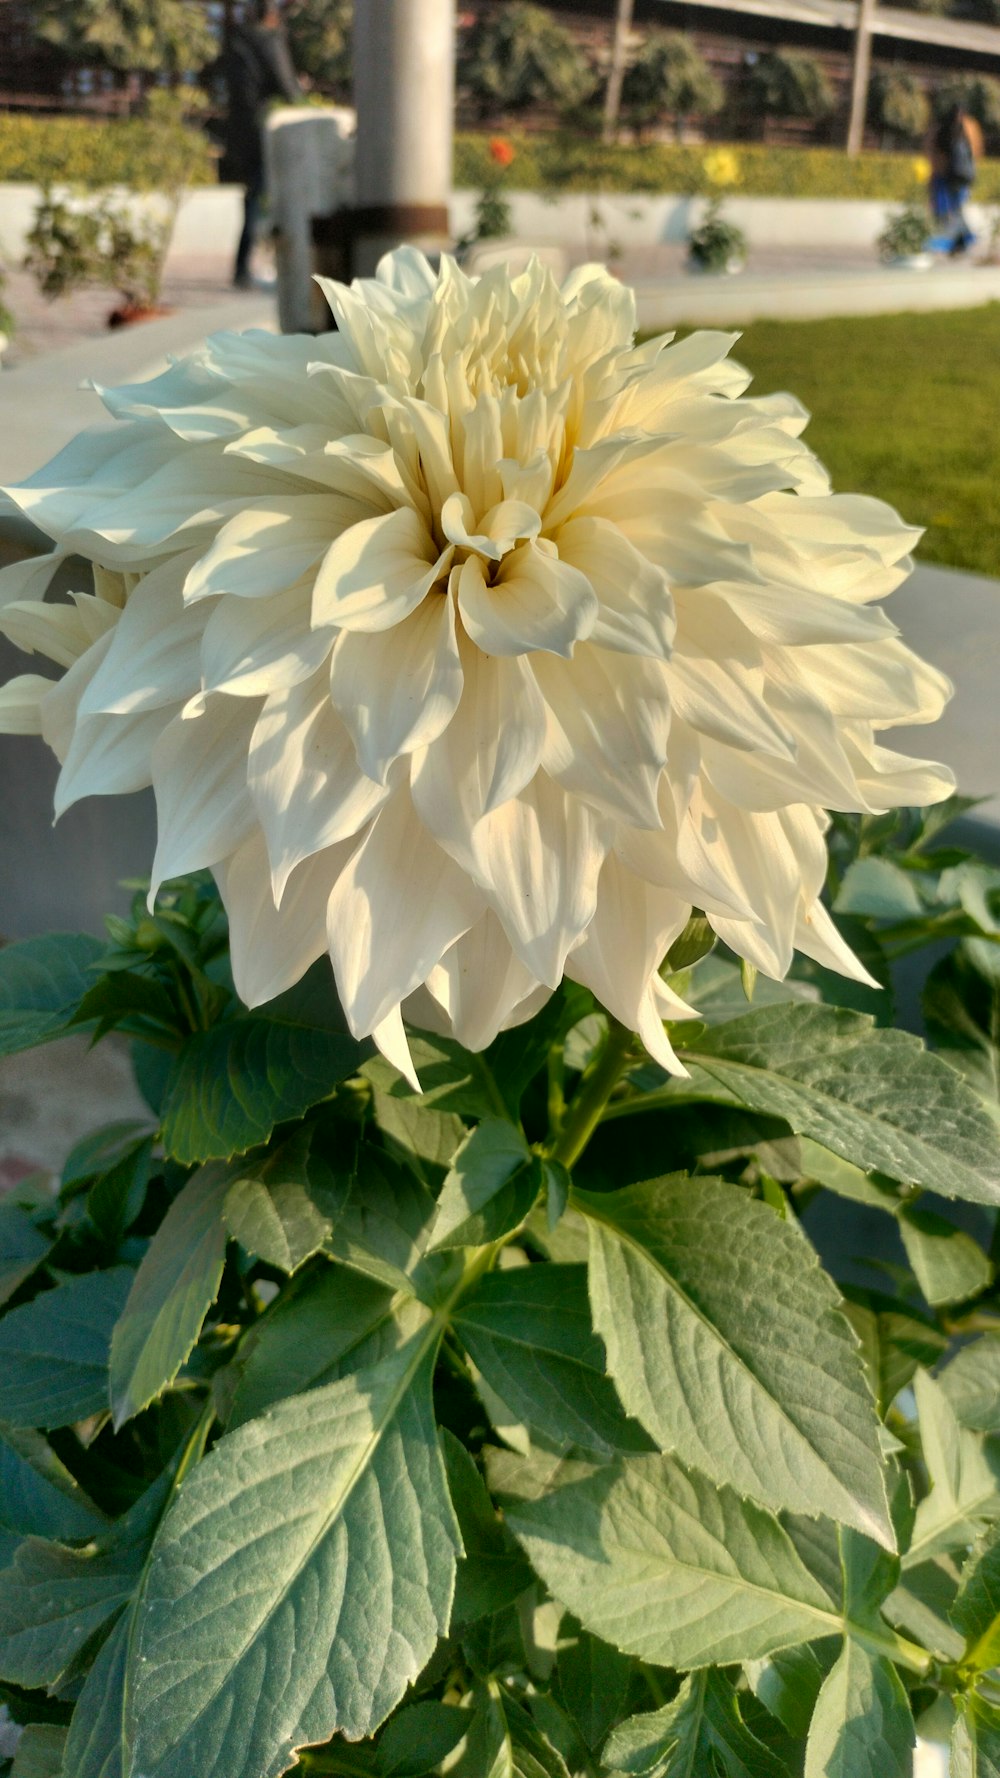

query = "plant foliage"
[[458, 3, 597, 117], [620, 31, 723, 135], [1, 803, 1000, 1776], [32, 0, 215, 77], [746, 50, 837, 123]]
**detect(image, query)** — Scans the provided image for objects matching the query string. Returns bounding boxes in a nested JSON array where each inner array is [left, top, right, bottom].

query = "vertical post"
[[602, 0, 635, 145], [351, 0, 455, 277], [846, 0, 876, 156]]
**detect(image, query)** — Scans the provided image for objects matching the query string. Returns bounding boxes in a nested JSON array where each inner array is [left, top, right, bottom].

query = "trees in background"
[[284, 0, 352, 99], [745, 49, 837, 126], [33, 0, 215, 78], [620, 31, 723, 137], [869, 69, 930, 143], [459, 2, 596, 117]]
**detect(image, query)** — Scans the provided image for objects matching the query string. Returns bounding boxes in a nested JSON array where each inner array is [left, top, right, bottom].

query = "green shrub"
[[620, 31, 723, 135], [0, 113, 215, 190], [25, 188, 172, 307], [687, 197, 747, 268], [454, 131, 1000, 200], [935, 73, 1000, 138], [33, 0, 215, 76], [877, 201, 931, 259], [458, 2, 597, 117], [285, 0, 352, 98], [745, 50, 837, 122], [869, 70, 931, 144]]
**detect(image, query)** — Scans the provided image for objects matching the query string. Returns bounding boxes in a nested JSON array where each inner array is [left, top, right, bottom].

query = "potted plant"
[[877, 202, 933, 268], [687, 147, 748, 272]]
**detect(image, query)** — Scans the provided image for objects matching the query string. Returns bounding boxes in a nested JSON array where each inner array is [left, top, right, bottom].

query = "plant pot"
[[107, 303, 173, 329], [688, 256, 746, 276], [887, 252, 933, 271]]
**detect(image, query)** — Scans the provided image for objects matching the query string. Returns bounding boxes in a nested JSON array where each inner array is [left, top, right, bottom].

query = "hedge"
[[0, 113, 215, 189], [2, 115, 1000, 204], [454, 131, 1000, 200]]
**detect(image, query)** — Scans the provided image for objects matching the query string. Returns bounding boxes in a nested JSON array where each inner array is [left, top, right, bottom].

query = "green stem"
[[548, 1018, 636, 1169], [855, 1623, 933, 1678]]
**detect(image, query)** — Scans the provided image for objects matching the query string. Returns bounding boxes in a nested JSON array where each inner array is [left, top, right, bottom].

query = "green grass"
[[724, 304, 1000, 578]]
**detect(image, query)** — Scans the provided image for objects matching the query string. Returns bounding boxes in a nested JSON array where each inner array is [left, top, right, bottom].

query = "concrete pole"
[[351, 0, 455, 277], [846, 0, 877, 155], [602, 0, 636, 145]]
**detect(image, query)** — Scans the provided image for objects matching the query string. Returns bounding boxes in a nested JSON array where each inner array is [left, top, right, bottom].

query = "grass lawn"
[[721, 303, 1000, 579]]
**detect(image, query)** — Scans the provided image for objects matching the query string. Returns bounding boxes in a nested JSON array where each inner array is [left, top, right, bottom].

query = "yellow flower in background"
[[912, 156, 932, 185], [0, 248, 953, 1085], [703, 147, 741, 188]]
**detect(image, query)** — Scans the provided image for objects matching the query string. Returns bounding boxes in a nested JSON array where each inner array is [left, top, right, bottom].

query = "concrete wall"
[[0, 181, 985, 274]]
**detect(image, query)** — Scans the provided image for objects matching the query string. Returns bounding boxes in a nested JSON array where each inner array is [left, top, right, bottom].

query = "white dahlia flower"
[[0, 249, 952, 1082]]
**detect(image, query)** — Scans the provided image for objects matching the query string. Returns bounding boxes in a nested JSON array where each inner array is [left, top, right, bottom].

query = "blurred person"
[[222, 0, 301, 289], [930, 103, 978, 255]]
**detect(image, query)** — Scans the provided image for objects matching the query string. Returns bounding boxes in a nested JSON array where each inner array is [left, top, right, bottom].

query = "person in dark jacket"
[[221, 0, 301, 288], [931, 104, 978, 256]]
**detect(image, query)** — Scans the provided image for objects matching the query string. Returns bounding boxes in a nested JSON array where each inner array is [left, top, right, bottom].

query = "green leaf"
[[577, 1176, 892, 1546], [882, 1557, 964, 1662], [0, 1470, 167, 1689], [953, 1522, 1000, 1668], [940, 1337, 1000, 1433], [60, 1605, 128, 1778], [745, 1645, 828, 1740], [840, 1291, 946, 1418], [905, 1370, 1000, 1567], [325, 1149, 449, 1304], [430, 1121, 540, 1251], [0, 1204, 52, 1309], [10, 1725, 67, 1778], [160, 968, 370, 1163], [224, 1130, 333, 1273], [375, 1701, 468, 1776], [125, 1326, 460, 1777], [86, 1137, 154, 1248], [602, 1669, 787, 1777], [803, 1641, 913, 1777], [453, 1265, 652, 1457], [0, 1269, 133, 1429], [226, 1262, 397, 1429], [553, 1620, 631, 1754], [673, 1003, 1000, 1205], [953, 1695, 1000, 1778], [440, 1430, 533, 1627], [834, 857, 925, 921], [0, 1424, 105, 1564], [492, 1448, 842, 1669], [397, 1031, 507, 1121], [71, 970, 182, 1042], [897, 1202, 993, 1307], [361, 1056, 466, 1190], [109, 1164, 230, 1428], [0, 933, 104, 1055], [449, 1682, 568, 1778]]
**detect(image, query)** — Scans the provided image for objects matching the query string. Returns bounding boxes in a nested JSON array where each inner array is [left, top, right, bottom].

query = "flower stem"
[[548, 1017, 636, 1170]]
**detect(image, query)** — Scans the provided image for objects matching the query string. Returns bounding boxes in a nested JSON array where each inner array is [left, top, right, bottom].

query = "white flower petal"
[[555, 516, 675, 658], [329, 590, 462, 784], [150, 695, 260, 896], [326, 790, 484, 1036], [411, 635, 547, 865], [0, 550, 67, 611], [567, 851, 691, 1075], [534, 644, 671, 827], [184, 497, 345, 605], [423, 911, 546, 1054], [80, 551, 205, 714], [470, 774, 612, 988], [0, 673, 53, 735], [200, 578, 332, 699], [249, 672, 391, 900], [0, 599, 97, 669], [217, 831, 339, 1009], [457, 543, 597, 659], [312, 506, 448, 632]]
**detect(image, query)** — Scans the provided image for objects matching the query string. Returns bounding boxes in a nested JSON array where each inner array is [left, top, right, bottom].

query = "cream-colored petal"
[[534, 644, 671, 828], [457, 543, 597, 659], [555, 516, 675, 658], [217, 832, 340, 1009], [0, 673, 53, 735], [312, 506, 448, 632], [329, 589, 462, 784], [150, 695, 260, 896], [249, 672, 391, 901], [326, 790, 484, 1036]]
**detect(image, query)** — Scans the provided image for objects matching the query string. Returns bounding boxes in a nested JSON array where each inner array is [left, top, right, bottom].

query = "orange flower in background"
[[488, 136, 515, 169]]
